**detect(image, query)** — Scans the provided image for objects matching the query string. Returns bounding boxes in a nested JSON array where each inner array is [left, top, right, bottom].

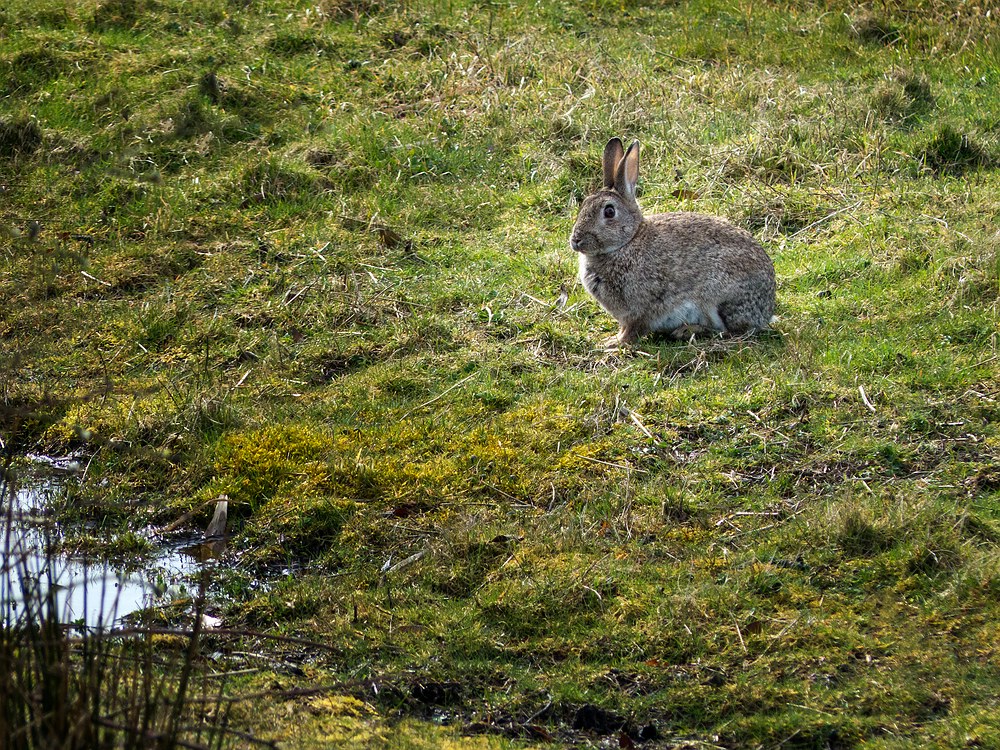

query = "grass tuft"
[[835, 504, 898, 557], [871, 67, 934, 124], [850, 11, 902, 46], [0, 116, 42, 158], [237, 156, 325, 207], [916, 122, 994, 174], [317, 0, 382, 20], [90, 0, 145, 30]]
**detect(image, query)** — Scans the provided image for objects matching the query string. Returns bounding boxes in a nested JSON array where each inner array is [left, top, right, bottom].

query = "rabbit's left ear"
[[603, 138, 624, 189], [615, 140, 640, 199]]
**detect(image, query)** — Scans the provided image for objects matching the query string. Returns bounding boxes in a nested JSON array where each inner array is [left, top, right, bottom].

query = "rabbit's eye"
[[603, 204, 616, 219]]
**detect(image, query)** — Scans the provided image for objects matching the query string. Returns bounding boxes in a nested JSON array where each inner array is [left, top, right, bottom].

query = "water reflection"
[[2, 471, 214, 628]]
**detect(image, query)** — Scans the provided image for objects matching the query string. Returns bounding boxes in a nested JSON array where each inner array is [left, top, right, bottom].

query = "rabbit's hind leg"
[[718, 290, 772, 334]]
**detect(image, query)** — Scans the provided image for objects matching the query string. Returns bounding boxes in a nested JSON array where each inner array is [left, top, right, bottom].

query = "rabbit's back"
[[647, 212, 767, 270]]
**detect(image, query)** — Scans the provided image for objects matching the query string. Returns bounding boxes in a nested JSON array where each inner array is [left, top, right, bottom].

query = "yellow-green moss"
[[43, 388, 177, 449], [212, 423, 336, 511], [241, 685, 520, 749]]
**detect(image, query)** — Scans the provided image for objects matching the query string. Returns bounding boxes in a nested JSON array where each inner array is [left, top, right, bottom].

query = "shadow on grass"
[[639, 327, 786, 382]]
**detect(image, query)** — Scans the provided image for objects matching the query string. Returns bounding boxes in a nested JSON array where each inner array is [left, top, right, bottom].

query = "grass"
[[2, 0, 1000, 746]]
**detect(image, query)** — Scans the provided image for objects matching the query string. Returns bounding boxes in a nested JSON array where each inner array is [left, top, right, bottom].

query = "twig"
[[517, 292, 550, 308], [387, 550, 426, 574], [525, 696, 553, 724], [715, 510, 783, 527], [787, 201, 862, 240], [787, 703, 836, 718], [81, 270, 111, 286], [159, 497, 224, 534], [401, 372, 477, 418], [858, 384, 877, 414], [94, 717, 278, 749], [72, 626, 344, 653], [91, 719, 216, 750], [282, 281, 317, 306], [628, 411, 654, 439], [960, 353, 1000, 371]]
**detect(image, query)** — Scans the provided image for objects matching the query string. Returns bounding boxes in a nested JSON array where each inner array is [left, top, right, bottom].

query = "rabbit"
[[570, 137, 776, 346]]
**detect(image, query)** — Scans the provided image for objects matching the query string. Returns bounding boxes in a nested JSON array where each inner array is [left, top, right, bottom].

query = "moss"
[[248, 691, 503, 749], [208, 409, 581, 559], [212, 424, 335, 514]]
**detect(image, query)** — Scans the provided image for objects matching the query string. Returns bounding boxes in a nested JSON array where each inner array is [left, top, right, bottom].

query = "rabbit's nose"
[[570, 236, 581, 251]]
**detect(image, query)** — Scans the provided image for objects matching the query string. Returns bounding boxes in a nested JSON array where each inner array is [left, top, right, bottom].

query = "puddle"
[[2, 464, 217, 628]]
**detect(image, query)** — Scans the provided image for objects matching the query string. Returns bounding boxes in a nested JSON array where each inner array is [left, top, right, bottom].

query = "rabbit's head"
[[570, 138, 643, 256]]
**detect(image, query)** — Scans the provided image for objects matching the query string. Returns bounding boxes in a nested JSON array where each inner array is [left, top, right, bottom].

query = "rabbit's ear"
[[615, 140, 640, 199], [603, 137, 624, 189]]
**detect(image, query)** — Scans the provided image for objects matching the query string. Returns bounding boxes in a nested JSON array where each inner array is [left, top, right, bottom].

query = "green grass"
[[3, 0, 1000, 746]]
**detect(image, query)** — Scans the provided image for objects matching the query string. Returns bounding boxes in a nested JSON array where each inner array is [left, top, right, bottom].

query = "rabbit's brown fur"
[[570, 138, 776, 345]]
